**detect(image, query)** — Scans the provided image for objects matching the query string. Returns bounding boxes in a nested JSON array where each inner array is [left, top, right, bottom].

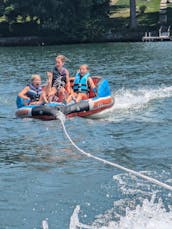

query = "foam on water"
[[103, 85, 172, 122], [113, 86, 172, 110], [69, 193, 172, 229], [69, 169, 172, 229]]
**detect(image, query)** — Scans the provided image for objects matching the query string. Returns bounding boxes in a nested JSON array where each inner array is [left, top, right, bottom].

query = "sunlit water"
[[0, 42, 172, 229]]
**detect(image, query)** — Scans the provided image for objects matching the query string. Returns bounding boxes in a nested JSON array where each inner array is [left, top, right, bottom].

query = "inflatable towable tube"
[[16, 76, 114, 120]]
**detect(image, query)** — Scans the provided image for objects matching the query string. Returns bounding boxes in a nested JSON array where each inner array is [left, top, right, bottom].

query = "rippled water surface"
[[0, 42, 172, 229]]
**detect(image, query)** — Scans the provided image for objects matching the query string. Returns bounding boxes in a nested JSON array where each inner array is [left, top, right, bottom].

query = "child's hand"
[[47, 72, 53, 78]]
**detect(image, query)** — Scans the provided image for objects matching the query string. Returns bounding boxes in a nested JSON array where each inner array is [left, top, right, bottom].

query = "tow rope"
[[55, 111, 172, 192]]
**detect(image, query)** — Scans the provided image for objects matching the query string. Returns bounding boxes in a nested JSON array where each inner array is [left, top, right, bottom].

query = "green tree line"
[[0, 0, 111, 41]]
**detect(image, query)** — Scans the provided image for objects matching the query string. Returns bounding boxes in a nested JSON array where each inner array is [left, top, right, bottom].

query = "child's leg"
[[48, 87, 57, 102], [39, 91, 48, 103], [65, 92, 77, 103], [75, 93, 88, 103], [58, 87, 68, 102], [65, 94, 72, 103]]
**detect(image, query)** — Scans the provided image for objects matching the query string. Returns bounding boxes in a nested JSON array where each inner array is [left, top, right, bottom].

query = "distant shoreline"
[[0, 31, 146, 46]]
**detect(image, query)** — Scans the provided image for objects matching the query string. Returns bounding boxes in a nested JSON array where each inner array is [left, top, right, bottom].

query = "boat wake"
[[102, 85, 172, 122], [114, 86, 172, 110]]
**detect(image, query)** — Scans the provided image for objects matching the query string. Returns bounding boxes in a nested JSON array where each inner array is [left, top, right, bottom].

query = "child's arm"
[[65, 69, 71, 94], [46, 71, 53, 94], [88, 77, 97, 95], [18, 86, 30, 100]]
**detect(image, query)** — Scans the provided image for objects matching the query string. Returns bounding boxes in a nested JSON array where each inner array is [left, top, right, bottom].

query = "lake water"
[[0, 42, 172, 229]]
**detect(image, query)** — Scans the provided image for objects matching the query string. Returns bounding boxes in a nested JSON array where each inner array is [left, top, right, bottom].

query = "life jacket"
[[73, 72, 90, 93], [52, 67, 67, 88], [26, 84, 42, 101]]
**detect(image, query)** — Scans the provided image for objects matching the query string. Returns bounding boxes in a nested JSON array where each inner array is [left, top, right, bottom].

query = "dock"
[[142, 26, 172, 42]]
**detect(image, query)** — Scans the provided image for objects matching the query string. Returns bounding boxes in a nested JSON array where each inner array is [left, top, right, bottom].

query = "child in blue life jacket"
[[66, 64, 97, 103], [17, 74, 47, 106], [46, 54, 71, 102]]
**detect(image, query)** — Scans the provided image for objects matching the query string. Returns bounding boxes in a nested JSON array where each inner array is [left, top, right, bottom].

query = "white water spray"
[[114, 86, 172, 110], [42, 220, 49, 229], [70, 194, 172, 229]]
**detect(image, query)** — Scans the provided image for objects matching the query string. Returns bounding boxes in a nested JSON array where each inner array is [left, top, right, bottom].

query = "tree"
[[0, 1, 5, 17], [130, 0, 137, 29], [0, 0, 111, 41], [64, 0, 110, 41]]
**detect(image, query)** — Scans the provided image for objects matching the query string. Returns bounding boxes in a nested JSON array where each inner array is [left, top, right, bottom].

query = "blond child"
[[18, 74, 47, 106]]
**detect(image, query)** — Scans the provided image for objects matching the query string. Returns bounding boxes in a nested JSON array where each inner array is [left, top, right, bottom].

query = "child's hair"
[[56, 54, 70, 63], [31, 74, 41, 82], [80, 64, 89, 70]]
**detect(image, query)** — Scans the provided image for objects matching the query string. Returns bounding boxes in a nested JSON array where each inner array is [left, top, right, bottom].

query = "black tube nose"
[[32, 106, 61, 118]]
